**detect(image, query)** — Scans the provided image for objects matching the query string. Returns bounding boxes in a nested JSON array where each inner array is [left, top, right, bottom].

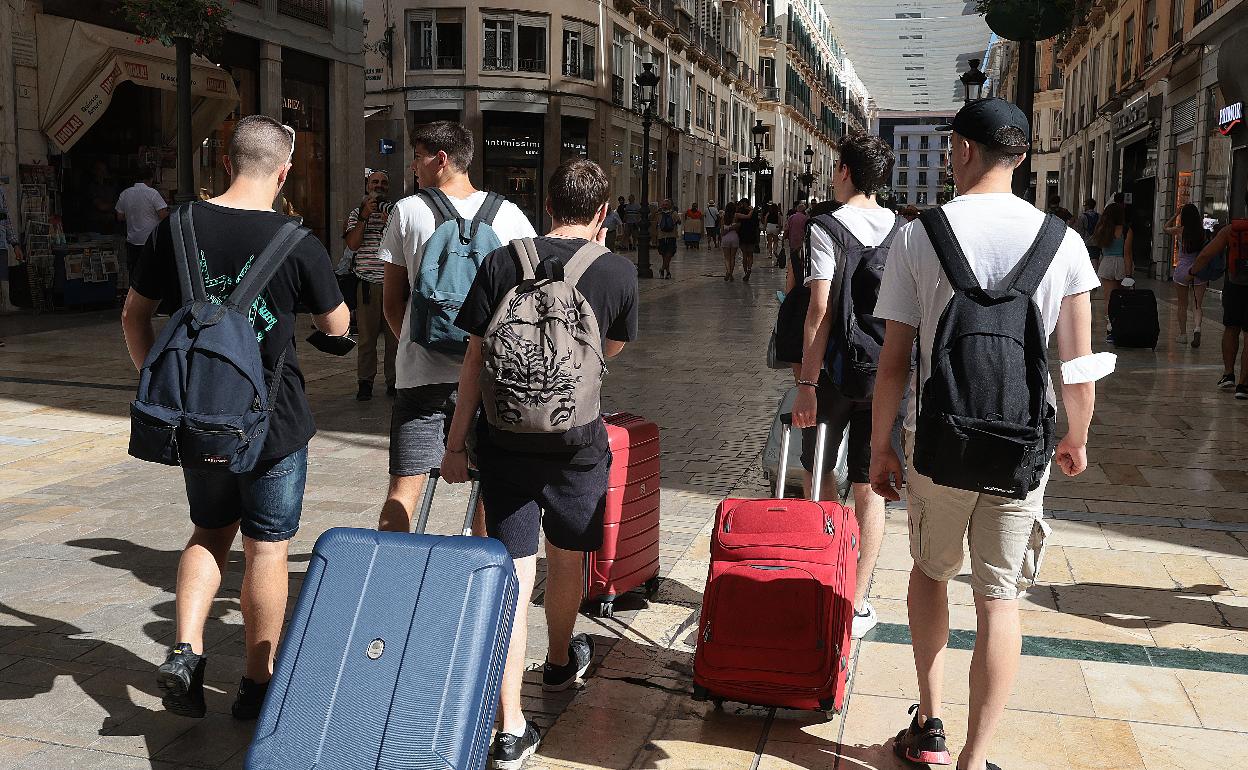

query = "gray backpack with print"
[[480, 238, 608, 451]]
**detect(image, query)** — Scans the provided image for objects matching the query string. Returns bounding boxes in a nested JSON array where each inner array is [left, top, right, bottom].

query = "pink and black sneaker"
[[893, 704, 952, 765]]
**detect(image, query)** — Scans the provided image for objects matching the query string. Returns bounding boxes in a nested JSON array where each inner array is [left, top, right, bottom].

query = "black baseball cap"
[[937, 98, 1030, 154]]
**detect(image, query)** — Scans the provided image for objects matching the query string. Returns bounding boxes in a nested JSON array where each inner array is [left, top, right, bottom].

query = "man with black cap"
[[867, 98, 1110, 770]]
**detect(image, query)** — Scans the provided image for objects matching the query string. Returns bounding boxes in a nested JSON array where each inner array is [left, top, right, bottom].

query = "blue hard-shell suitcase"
[[246, 471, 517, 770]]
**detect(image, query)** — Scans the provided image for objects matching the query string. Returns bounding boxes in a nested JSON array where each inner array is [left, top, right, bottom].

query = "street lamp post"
[[960, 57, 988, 104], [750, 119, 769, 203], [799, 144, 816, 201], [635, 62, 660, 279]]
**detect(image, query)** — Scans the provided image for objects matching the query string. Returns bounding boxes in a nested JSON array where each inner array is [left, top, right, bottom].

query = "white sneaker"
[[1177, 334, 1188, 345], [851, 601, 878, 639]]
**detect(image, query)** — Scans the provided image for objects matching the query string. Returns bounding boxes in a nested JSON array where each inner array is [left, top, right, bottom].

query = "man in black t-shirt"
[[121, 115, 349, 722], [440, 159, 638, 770]]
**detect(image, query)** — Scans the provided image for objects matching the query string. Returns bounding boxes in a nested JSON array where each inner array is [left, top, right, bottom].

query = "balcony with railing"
[[761, 85, 781, 102], [562, 58, 594, 80], [761, 24, 781, 39], [278, 0, 328, 26], [1194, 0, 1214, 23], [653, 0, 677, 34], [412, 55, 464, 70]]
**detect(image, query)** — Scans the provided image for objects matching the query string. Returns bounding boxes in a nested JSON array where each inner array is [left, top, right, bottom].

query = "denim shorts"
[[182, 446, 308, 542], [390, 382, 463, 477]]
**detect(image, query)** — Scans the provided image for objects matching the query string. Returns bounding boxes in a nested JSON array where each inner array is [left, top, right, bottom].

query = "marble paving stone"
[[1129, 722, 1245, 770], [1079, 660, 1201, 727]]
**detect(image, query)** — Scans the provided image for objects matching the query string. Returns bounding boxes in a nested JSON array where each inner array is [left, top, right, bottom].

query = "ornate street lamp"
[[750, 119, 770, 202], [635, 62, 660, 279], [799, 144, 816, 200], [961, 58, 988, 103]]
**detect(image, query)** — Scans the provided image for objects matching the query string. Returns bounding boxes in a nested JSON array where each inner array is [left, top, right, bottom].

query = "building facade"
[[364, 0, 767, 230], [756, 0, 872, 212], [993, 38, 1066, 211], [0, 0, 365, 256], [874, 112, 952, 209], [1051, 0, 1248, 279]]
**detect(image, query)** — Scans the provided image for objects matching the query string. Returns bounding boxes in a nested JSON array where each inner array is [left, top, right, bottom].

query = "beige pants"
[[356, 281, 397, 385], [903, 431, 1051, 599]]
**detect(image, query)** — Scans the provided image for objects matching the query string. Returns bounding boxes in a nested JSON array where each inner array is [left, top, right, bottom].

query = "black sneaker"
[[1192, 329, 1202, 348], [1236, 384, 1248, 401], [1218, 373, 1236, 390], [542, 633, 595, 692], [356, 380, 373, 401], [893, 703, 951, 765], [156, 643, 206, 718], [231, 676, 270, 720], [490, 723, 541, 770], [959, 764, 1002, 770]]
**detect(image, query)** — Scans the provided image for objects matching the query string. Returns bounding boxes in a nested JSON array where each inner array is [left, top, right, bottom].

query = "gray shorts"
[[389, 382, 462, 477]]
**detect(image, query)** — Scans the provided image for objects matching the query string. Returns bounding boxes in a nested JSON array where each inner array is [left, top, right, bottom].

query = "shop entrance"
[[484, 112, 544, 230], [1121, 139, 1157, 276]]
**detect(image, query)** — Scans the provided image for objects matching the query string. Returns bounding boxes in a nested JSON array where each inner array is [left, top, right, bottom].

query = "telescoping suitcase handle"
[[416, 468, 481, 536], [777, 414, 830, 502]]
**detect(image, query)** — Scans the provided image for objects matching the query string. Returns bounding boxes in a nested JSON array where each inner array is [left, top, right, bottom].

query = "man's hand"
[[360, 196, 378, 219], [870, 448, 904, 501], [792, 385, 818, 429], [440, 450, 472, 484], [1054, 434, 1087, 477]]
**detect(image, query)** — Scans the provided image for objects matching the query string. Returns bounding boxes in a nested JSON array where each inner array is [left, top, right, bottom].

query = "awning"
[[36, 14, 240, 153], [364, 106, 389, 119]]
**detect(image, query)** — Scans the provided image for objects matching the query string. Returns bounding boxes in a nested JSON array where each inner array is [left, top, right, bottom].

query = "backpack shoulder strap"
[[170, 203, 207, 304], [474, 192, 506, 227], [877, 215, 906, 251], [417, 188, 460, 228], [563, 241, 610, 286], [1005, 213, 1065, 297], [811, 213, 866, 250], [511, 238, 540, 281], [918, 208, 981, 292], [228, 221, 308, 310]]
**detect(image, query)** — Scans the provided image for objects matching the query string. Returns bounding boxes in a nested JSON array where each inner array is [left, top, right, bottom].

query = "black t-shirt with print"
[[131, 201, 344, 462], [456, 236, 640, 464]]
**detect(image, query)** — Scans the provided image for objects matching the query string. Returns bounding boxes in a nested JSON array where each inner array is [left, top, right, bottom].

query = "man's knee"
[[243, 536, 289, 559]]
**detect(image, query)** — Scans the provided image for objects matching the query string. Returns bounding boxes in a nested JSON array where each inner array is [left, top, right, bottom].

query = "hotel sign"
[[1219, 102, 1243, 136]]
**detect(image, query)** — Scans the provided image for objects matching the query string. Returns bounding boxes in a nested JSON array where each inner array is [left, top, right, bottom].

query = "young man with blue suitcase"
[[441, 158, 639, 770]]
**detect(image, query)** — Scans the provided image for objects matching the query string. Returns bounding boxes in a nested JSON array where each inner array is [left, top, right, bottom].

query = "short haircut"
[[1085, 198, 1096, 209], [229, 115, 294, 178], [136, 166, 154, 182], [837, 133, 894, 194], [547, 159, 609, 225], [971, 125, 1029, 169], [412, 121, 473, 172]]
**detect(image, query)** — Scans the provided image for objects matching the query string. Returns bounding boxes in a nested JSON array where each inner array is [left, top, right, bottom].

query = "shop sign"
[[1219, 102, 1243, 136], [1113, 96, 1158, 139], [379, 138, 395, 155], [562, 140, 588, 157], [365, 67, 383, 83]]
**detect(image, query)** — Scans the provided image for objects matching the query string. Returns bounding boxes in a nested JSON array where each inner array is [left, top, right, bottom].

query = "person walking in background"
[[1187, 188, 1248, 397], [1092, 202, 1133, 342], [765, 202, 784, 265], [705, 201, 721, 247], [344, 170, 397, 401], [785, 201, 809, 274], [1165, 203, 1208, 347], [720, 201, 741, 281], [621, 194, 643, 251], [1046, 194, 1074, 224], [682, 203, 705, 251], [653, 198, 680, 278], [735, 199, 760, 282], [603, 199, 624, 252], [1073, 198, 1100, 267], [0, 185, 23, 319], [115, 167, 169, 276]]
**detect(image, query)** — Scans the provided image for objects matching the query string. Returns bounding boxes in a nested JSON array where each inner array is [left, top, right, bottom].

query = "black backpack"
[[914, 209, 1065, 499], [129, 203, 307, 473], [810, 212, 904, 400]]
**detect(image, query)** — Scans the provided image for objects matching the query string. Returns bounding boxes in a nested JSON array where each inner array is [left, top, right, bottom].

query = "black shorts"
[[800, 375, 905, 484], [1224, 280, 1248, 329], [478, 452, 610, 559]]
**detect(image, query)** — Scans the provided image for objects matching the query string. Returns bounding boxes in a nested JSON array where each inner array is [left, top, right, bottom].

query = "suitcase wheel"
[[644, 576, 661, 599], [597, 600, 615, 618], [819, 698, 840, 719]]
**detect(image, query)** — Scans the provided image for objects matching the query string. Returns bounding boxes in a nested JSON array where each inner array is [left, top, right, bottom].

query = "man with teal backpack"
[[376, 121, 536, 533]]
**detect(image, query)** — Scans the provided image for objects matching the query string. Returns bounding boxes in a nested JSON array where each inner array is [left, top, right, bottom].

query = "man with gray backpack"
[[375, 121, 534, 535], [868, 98, 1109, 770], [440, 158, 638, 770], [121, 115, 349, 721]]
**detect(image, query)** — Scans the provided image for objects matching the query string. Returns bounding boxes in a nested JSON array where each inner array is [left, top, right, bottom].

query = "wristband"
[[796, 380, 819, 388], [1061, 352, 1116, 384]]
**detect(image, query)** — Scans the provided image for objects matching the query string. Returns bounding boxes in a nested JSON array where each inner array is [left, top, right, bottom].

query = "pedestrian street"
[[0, 245, 1246, 769]]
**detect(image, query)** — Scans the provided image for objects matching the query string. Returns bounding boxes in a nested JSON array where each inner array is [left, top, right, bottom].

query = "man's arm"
[[383, 263, 409, 339], [158, 207, 170, 221], [1123, 228, 1135, 275], [791, 278, 832, 428], [605, 340, 626, 359], [312, 302, 350, 336], [869, 320, 917, 501], [1188, 226, 1230, 276], [1053, 292, 1095, 477], [344, 205, 370, 251], [440, 337, 485, 483], [121, 289, 160, 371]]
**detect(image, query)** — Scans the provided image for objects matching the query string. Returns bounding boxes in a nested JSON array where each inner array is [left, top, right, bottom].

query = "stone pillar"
[[259, 42, 282, 119], [329, 59, 365, 260], [544, 94, 562, 230], [463, 90, 484, 185]]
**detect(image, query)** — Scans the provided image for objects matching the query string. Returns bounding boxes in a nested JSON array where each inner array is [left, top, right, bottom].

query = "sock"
[[503, 719, 527, 738]]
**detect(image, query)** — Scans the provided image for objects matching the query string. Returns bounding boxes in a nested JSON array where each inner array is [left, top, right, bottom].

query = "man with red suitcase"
[[441, 159, 638, 770]]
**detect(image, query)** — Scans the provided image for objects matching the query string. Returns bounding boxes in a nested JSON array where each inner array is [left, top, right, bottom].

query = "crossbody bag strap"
[[228, 221, 307, 310], [918, 208, 981, 292], [1005, 214, 1065, 297], [511, 238, 540, 281], [171, 203, 208, 304]]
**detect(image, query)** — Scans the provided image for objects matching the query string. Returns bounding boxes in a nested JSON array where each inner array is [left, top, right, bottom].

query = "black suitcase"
[[246, 470, 517, 770], [1109, 287, 1159, 349]]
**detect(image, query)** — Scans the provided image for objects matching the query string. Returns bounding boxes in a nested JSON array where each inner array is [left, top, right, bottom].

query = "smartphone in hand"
[[307, 331, 357, 356]]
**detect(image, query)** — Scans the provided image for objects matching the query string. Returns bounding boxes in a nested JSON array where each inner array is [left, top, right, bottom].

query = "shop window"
[[562, 20, 595, 80], [281, 54, 329, 246], [409, 10, 464, 70], [483, 14, 547, 73]]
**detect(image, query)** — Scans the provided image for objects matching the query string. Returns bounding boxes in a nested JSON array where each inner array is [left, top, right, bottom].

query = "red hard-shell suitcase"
[[692, 418, 858, 714], [584, 412, 662, 617]]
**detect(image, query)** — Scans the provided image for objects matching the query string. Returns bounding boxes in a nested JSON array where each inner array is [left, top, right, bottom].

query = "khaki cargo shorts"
[[903, 431, 1052, 599]]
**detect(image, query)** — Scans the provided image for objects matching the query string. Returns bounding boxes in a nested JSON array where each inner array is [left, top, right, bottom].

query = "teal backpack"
[[410, 188, 507, 352]]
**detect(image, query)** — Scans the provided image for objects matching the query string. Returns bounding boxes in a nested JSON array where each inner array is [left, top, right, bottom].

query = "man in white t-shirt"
[[375, 121, 535, 534], [869, 99, 1106, 770], [115, 168, 169, 274], [791, 133, 904, 642]]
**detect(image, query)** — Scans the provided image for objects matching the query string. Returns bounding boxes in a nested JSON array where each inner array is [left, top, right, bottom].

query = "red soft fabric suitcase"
[[693, 420, 858, 714], [584, 412, 662, 617]]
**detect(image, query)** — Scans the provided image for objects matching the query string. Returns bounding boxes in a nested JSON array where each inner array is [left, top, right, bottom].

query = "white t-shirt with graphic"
[[377, 190, 536, 388], [874, 193, 1100, 431]]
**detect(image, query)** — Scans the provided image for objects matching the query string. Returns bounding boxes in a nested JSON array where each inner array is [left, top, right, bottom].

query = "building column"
[[329, 59, 364, 260], [259, 42, 282, 119], [464, 90, 484, 186]]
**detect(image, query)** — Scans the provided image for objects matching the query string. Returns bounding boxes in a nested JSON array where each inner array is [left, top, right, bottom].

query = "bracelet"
[[796, 380, 819, 388], [445, 447, 467, 455]]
